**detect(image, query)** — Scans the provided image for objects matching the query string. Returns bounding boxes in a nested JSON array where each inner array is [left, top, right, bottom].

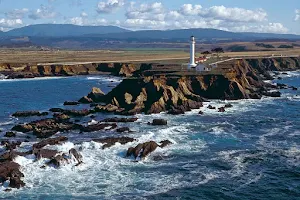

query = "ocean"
[[0, 73, 300, 200]]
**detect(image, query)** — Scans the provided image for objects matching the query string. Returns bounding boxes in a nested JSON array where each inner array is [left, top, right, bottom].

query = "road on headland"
[[37, 57, 190, 66]]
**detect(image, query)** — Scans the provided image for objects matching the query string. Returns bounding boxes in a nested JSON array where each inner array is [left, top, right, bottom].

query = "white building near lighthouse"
[[187, 36, 211, 72]]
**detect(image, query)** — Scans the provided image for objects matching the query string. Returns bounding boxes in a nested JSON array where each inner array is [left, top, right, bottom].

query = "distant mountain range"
[[0, 24, 300, 49], [2, 24, 129, 37]]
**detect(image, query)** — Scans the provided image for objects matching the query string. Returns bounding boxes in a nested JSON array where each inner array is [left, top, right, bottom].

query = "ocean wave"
[[86, 76, 122, 82], [0, 120, 14, 126], [0, 76, 66, 82]]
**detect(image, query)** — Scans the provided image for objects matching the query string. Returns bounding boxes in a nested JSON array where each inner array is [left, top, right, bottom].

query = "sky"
[[0, 0, 299, 34]]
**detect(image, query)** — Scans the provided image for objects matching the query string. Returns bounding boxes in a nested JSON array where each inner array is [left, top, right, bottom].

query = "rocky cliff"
[[0, 62, 146, 78], [80, 57, 282, 115]]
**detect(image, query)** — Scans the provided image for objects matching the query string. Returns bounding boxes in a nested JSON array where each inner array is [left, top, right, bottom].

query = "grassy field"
[[0, 44, 299, 65]]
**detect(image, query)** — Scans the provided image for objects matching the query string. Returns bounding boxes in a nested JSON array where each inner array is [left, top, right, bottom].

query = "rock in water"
[[69, 148, 83, 165], [0, 161, 25, 189], [46, 154, 69, 168], [12, 111, 48, 117], [159, 140, 173, 148], [80, 123, 117, 132], [151, 119, 167, 126], [116, 127, 132, 133], [64, 101, 80, 106], [93, 137, 135, 149], [262, 91, 281, 97], [32, 136, 68, 149], [126, 140, 172, 160], [224, 104, 233, 108], [218, 107, 226, 112], [5, 132, 16, 138], [87, 87, 105, 101], [100, 117, 138, 123], [207, 105, 216, 109]]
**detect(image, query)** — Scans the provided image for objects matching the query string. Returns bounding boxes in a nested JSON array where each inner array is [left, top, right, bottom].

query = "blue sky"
[[0, 0, 299, 34]]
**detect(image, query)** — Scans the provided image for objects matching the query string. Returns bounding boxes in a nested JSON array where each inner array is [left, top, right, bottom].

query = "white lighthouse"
[[188, 36, 197, 69]]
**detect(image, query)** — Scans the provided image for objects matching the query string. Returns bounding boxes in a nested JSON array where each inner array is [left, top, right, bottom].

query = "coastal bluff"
[[0, 62, 143, 78], [79, 58, 294, 115]]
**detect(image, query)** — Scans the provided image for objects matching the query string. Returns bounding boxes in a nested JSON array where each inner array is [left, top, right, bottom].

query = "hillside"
[[5, 24, 130, 37], [0, 25, 300, 49]]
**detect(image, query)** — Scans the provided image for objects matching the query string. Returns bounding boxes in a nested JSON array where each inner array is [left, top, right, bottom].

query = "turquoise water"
[[0, 73, 300, 199]]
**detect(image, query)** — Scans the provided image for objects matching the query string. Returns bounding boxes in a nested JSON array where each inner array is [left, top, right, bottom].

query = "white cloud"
[[81, 12, 88, 17], [69, 17, 86, 26], [28, 5, 57, 20], [203, 6, 267, 22], [126, 2, 166, 22], [128, 2, 164, 14], [120, 2, 286, 33], [5, 8, 29, 19], [179, 4, 202, 16], [0, 18, 23, 29], [231, 23, 288, 33], [295, 9, 300, 21], [97, 0, 124, 14]]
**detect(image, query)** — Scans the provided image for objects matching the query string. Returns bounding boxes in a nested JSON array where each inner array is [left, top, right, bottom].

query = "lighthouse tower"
[[188, 36, 197, 69]]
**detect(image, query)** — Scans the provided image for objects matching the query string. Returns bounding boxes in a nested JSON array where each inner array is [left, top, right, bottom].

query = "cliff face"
[[81, 59, 271, 115], [0, 63, 144, 78], [244, 57, 300, 79]]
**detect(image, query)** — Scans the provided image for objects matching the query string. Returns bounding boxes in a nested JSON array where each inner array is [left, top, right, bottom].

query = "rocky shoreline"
[[0, 56, 300, 191], [0, 62, 149, 79]]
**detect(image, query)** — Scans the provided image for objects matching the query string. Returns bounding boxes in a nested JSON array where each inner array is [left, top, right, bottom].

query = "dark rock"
[[277, 83, 288, 89], [167, 107, 185, 115], [126, 141, 159, 159], [1, 141, 22, 151], [12, 124, 33, 133], [46, 154, 69, 168], [12, 119, 79, 138], [159, 140, 173, 148], [87, 87, 105, 102], [207, 105, 216, 109], [100, 117, 138, 123], [63, 109, 90, 117], [33, 149, 58, 160], [12, 111, 47, 117], [93, 137, 135, 149], [53, 113, 70, 122], [198, 111, 204, 115], [290, 86, 298, 90], [32, 136, 68, 149], [0, 151, 31, 162], [0, 161, 25, 189], [249, 93, 262, 99], [224, 104, 233, 108], [64, 101, 79, 106], [218, 107, 226, 112], [151, 119, 167, 126], [81, 123, 117, 132], [262, 91, 281, 97], [78, 96, 93, 104], [5, 132, 16, 138], [116, 127, 132, 133], [49, 108, 64, 113], [277, 77, 282, 80], [90, 115, 96, 119], [69, 148, 83, 165], [33, 129, 58, 138]]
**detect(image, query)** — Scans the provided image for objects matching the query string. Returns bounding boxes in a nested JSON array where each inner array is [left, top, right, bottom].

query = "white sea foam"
[[0, 76, 66, 82], [0, 120, 14, 126], [86, 76, 122, 82]]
